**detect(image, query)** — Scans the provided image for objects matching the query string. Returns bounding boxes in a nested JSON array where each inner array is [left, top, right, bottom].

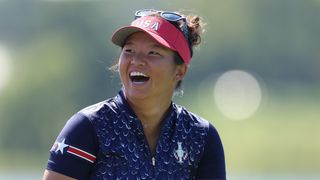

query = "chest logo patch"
[[173, 142, 188, 164]]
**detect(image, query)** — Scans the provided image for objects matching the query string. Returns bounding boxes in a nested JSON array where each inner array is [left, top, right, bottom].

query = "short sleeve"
[[46, 113, 99, 179], [195, 123, 226, 179]]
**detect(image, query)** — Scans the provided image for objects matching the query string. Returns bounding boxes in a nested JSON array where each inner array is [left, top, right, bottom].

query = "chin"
[[124, 88, 150, 100]]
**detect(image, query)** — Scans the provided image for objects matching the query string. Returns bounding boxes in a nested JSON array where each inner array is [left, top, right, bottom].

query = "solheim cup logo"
[[174, 142, 188, 164]]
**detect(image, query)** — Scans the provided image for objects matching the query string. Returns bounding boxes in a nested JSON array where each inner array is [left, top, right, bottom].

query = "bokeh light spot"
[[213, 70, 262, 120], [0, 45, 13, 93]]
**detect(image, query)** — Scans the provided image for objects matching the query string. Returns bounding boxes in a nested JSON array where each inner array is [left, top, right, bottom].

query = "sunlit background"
[[0, 0, 319, 179]]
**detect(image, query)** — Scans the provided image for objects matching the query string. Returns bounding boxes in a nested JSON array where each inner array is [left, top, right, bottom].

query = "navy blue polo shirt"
[[46, 90, 226, 179]]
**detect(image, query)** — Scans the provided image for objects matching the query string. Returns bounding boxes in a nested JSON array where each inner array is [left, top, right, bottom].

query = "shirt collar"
[[115, 89, 176, 124]]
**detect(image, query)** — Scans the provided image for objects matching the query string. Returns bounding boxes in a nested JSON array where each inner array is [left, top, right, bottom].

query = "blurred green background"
[[0, 0, 319, 179]]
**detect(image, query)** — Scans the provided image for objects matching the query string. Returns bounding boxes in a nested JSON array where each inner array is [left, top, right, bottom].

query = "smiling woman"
[[43, 9, 226, 180], [0, 45, 13, 93]]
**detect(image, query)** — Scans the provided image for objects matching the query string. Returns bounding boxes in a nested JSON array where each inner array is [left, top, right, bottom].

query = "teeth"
[[130, 71, 148, 77]]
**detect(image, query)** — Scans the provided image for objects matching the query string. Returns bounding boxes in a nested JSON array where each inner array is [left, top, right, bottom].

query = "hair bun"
[[186, 15, 204, 47]]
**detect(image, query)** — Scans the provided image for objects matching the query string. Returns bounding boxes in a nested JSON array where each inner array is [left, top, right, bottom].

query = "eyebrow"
[[124, 41, 170, 51], [151, 44, 168, 51]]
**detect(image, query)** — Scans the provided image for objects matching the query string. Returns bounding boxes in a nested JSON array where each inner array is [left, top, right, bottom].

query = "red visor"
[[111, 16, 191, 64]]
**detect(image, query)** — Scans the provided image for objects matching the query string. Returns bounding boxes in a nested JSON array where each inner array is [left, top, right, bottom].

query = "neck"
[[123, 91, 173, 154], [127, 95, 172, 128]]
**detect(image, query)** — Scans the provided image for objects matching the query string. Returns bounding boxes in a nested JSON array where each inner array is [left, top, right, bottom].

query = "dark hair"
[[165, 12, 205, 95], [149, 12, 204, 58]]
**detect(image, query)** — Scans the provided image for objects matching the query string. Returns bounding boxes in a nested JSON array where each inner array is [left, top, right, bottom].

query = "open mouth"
[[129, 71, 150, 83]]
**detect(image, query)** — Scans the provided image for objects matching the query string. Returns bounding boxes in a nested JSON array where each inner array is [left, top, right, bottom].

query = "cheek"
[[154, 65, 177, 82], [118, 57, 128, 80]]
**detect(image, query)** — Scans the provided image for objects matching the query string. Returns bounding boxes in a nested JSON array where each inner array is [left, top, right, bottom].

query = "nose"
[[131, 53, 146, 66]]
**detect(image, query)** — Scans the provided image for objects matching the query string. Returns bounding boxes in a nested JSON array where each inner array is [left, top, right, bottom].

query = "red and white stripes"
[[51, 138, 96, 163], [67, 145, 96, 163]]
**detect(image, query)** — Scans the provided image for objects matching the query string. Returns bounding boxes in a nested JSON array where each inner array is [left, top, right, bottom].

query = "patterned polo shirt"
[[46, 90, 226, 179]]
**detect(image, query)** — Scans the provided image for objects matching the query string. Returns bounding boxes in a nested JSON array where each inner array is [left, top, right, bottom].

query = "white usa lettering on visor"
[[132, 19, 159, 31]]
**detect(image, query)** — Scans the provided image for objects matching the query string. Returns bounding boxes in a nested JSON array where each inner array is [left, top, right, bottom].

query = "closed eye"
[[148, 51, 161, 56], [124, 48, 134, 53]]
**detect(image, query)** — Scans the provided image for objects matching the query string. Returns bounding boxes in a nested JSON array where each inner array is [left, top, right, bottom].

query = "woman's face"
[[119, 32, 187, 101]]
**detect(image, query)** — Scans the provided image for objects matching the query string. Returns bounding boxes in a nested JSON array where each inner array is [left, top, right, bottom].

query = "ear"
[[175, 64, 188, 81]]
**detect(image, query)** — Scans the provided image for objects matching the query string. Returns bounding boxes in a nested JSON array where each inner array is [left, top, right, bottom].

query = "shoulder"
[[196, 123, 226, 179], [78, 97, 119, 121], [179, 109, 226, 180], [173, 104, 224, 150], [54, 98, 119, 142], [174, 104, 209, 129]]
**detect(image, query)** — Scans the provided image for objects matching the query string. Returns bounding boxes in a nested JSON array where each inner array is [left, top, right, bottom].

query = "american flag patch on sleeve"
[[51, 138, 96, 163]]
